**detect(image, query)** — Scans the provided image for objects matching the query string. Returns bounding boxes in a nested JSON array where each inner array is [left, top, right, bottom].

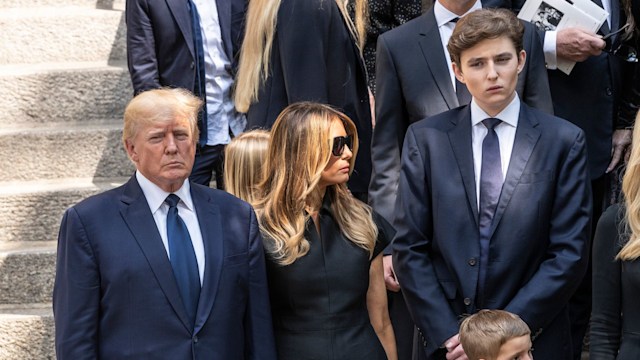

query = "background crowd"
[[51, 0, 640, 358]]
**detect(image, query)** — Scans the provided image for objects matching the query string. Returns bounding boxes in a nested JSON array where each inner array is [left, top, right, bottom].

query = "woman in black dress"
[[253, 102, 397, 360], [591, 112, 640, 359]]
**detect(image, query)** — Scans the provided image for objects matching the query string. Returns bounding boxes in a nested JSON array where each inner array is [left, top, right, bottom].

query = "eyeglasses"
[[332, 136, 353, 157], [603, 24, 638, 63]]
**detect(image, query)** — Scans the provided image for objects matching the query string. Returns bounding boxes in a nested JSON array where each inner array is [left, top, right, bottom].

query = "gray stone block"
[[0, 178, 128, 242], [0, 7, 126, 64], [0, 243, 56, 304], [0, 122, 135, 181], [0, 62, 131, 127], [0, 304, 54, 360]]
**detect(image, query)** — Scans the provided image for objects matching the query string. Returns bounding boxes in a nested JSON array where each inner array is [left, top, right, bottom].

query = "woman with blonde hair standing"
[[223, 130, 270, 204], [253, 102, 397, 360], [235, 0, 373, 200]]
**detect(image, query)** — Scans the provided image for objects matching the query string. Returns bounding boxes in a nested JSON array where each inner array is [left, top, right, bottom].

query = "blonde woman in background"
[[235, 0, 373, 201], [253, 102, 397, 360], [223, 130, 270, 204], [591, 111, 640, 359]]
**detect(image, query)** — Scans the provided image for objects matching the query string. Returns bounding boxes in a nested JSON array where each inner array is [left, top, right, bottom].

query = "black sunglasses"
[[332, 136, 353, 157]]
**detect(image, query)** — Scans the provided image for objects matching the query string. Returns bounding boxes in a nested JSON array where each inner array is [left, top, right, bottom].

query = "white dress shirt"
[[136, 171, 205, 284], [471, 95, 520, 209], [192, 0, 246, 146], [434, 0, 482, 90]]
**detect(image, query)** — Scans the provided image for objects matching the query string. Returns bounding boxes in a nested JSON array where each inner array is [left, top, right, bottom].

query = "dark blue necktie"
[[165, 194, 200, 327], [477, 118, 503, 306]]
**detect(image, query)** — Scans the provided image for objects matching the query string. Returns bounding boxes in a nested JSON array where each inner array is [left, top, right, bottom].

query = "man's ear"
[[517, 49, 526, 74], [124, 139, 139, 163], [453, 62, 465, 83]]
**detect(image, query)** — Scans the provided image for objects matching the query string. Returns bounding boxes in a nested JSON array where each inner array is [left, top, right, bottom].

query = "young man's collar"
[[470, 94, 520, 128]]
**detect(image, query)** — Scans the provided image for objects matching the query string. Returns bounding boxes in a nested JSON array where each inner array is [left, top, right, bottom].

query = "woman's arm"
[[367, 253, 398, 360]]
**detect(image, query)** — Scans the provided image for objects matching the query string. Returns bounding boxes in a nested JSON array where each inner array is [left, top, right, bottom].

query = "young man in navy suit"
[[392, 9, 591, 360], [53, 88, 277, 359]]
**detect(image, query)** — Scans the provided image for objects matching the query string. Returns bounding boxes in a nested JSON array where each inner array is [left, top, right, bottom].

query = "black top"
[[590, 204, 640, 359], [265, 195, 392, 360]]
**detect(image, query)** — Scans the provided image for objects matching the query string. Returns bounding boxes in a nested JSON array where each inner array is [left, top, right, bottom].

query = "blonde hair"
[[618, 111, 640, 260], [122, 88, 202, 147], [234, 0, 368, 113], [459, 310, 531, 360], [223, 130, 270, 204], [253, 102, 377, 265]]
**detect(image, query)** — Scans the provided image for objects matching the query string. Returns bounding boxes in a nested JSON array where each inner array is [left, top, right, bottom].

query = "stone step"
[[0, 242, 57, 305], [0, 177, 129, 243], [0, 121, 134, 182], [1, 0, 124, 10], [0, 62, 131, 127], [0, 303, 54, 360], [0, 6, 126, 65]]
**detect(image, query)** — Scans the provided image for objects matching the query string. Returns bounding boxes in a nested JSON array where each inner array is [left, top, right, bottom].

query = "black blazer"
[[368, 5, 553, 221], [126, 0, 247, 94], [246, 0, 372, 193], [392, 103, 591, 359]]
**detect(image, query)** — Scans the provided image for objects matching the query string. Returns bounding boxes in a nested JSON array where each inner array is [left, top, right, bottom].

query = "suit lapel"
[[215, 0, 233, 60], [166, 0, 196, 59], [191, 185, 224, 334], [419, 10, 459, 109], [448, 107, 479, 227], [489, 105, 541, 237], [119, 176, 193, 333]]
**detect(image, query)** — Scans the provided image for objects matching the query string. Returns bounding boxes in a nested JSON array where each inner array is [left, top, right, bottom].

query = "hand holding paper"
[[556, 27, 605, 62]]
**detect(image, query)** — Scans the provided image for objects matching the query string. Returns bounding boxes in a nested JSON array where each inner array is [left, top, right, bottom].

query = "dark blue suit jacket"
[[126, 0, 246, 94], [53, 176, 277, 359], [392, 103, 591, 359]]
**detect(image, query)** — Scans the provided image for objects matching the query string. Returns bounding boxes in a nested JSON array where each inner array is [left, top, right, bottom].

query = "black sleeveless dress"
[[265, 196, 392, 360]]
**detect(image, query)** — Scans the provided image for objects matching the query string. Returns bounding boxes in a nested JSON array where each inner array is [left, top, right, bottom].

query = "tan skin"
[[125, 117, 196, 192], [306, 120, 397, 360], [482, 335, 533, 360]]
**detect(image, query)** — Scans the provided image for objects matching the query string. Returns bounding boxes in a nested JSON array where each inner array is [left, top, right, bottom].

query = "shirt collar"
[[135, 171, 193, 214], [470, 94, 520, 128], [434, 0, 482, 28]]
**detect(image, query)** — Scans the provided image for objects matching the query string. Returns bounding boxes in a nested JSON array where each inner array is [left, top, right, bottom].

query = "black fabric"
[[265, 194, 391, 359]]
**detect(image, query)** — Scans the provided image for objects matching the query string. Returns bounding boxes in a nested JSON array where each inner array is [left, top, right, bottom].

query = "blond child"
[[459, 310, 533, 360]]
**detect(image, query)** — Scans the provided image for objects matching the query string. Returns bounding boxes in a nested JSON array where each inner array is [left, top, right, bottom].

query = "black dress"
[[590, 204, 640, 359], [265, 196, 391, 360]]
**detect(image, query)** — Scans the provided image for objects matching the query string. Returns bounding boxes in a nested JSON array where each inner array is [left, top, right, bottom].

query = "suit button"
[[464, 297, 472, 306], [193, 335, 199, 343], [606, 87, 612, 96], [190, 62, 195, 69], [468, 258, 477, 266]]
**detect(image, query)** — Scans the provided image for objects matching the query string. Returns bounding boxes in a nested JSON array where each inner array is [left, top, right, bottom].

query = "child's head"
[[223, 129, 270, 204], [447, 8, 526, 116], [459, 310, 532, 360]]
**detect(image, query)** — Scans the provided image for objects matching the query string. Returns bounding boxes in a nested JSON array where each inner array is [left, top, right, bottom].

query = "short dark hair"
[[447, 8, 524, 66]]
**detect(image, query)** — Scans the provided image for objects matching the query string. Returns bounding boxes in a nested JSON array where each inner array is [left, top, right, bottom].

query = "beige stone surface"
[[0, 304, 54, 360], [0, 243, 56, 304]]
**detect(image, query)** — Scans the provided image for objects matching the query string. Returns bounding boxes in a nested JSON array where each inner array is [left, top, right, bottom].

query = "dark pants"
[[388, 290, 415, 360], [569, 174, 606, 359], [190, 144, 225, 189]]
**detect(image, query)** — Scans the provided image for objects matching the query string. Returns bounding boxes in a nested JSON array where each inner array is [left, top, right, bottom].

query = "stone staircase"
[[0, 0, 132, 358]]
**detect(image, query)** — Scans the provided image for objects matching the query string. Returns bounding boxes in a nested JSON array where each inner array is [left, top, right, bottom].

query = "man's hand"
[[444, 334, 468, 360], [383, 255, 401, 292], [556, 28, 605, 62], [607, 129, 633, 172]]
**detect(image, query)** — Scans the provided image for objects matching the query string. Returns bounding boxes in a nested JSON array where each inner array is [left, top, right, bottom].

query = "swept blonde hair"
[[619, 111, 640, 260], [254, 102, 377, 265], [234, 0, 368, 113], [459, 310, 531, 360], [224, 130, 270, 204]]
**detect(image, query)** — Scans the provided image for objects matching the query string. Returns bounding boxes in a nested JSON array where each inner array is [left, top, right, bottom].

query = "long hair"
[[223, 130, 270, 204], [253, 102, 377, 265], [234, 0, 368, 113], [619, 112, 640, 260]]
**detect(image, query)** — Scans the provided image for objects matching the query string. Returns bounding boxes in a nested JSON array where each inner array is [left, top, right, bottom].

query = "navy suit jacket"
[[369, 6, 553, 222], [126, 0, 246, 94], [392, 103, 591, 359], [53, 176, 277, 359]]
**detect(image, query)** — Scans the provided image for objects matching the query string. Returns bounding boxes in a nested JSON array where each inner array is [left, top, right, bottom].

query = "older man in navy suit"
[[53, 88, 277, 359], [126, 0, 247, 187], [392, 9, 591, 360]]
